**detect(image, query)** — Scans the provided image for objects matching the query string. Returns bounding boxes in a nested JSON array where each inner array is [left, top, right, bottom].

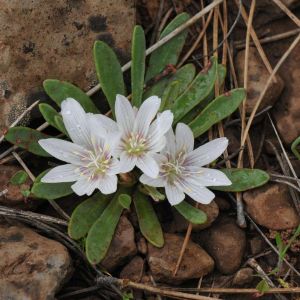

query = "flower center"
[[161, 151, 186, 184], [79, 149, 111, 177], [124, 132, 146, 156]]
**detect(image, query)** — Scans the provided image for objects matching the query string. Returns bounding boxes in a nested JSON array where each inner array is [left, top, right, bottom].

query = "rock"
[[249, 236, 265, 255], [244, 0, 300, 26], [214, 197, 231, 211], [137, 236, 148, 255], [243, 183, 300, 230], [0, 221, 72, 300], [235, 47, 284, 115], [0, 0, 134, 133], [120, 256, 145, 282], [273, 43, 300, 144], [171, 201, 219, 232], [147, 233, 214, 284], [197, 218, 246, 274], [224, 127, 240, 156], [0, 165, 35, 209], [232, 268, 254, 286], [101, 216, 137, 272], [143, 0, 192, 21]]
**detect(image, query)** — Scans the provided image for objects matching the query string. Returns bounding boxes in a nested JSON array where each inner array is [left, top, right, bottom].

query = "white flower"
[[113, 94, 173, 178], [38, 98, 121, 196], [140, 123, 232, 205]]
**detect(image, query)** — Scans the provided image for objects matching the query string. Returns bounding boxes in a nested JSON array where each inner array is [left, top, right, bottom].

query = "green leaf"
[[160, 81, 180, 111], [31, 170, 73, 200], [53, 115, 68, 136], [174, 201, 207, 224], [275, 232, 284, 257], [94, 41, 126, 116], [143, 63, 195, 100], [145, 13, 190, 82], [134, 191, 164, 247], [86, 190, 130, 264], [189, 88, 246, 138], [210, 168, 270, 192], [256, 279, 270, 293], [10, 170, 29, 185], [140, 185, 165, 202], [118, 194, 132, 209], [291, 136, 300, 160], [21, 189, 31, 198], [180, 64, 227, 124], [131, 25, 146, 107], [5, 127, 50, 157], [43, 79, 99, 113], [68, 193, 110, 240], [171, 57, 218, 123], [39, 103, 67, 135]]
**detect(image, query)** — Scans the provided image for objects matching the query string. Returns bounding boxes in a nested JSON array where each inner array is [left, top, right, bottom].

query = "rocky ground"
[[1, 0, 300, 299]]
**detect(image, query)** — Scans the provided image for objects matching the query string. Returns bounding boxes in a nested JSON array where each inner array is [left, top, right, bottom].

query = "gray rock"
[[0, 0, 134, 132], [232, 268, 254, 286], [147, 233, 214, 284], [120, 256, 145, 282], [101, 216, 137, 272], [243, 183, 300, 230], [235, 47, 284, 115], [273, 43, 300, 144], [0, 221, 72, 300], [197, 217, 246, 274]]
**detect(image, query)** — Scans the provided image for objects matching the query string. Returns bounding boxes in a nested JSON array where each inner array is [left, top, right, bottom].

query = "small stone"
[[232, 268, 254, 286], [0, 165, 35, 209], [197, 218, 246, 274], [224, 127, 240, 156], [243, 0, 300, 26], [235, 47, 284, 115], [171, 201, 219, 232], [0, 221, 72, 300], [147, 233, 214, 284], [273, 43, 300, 144], [243, 183, 300, 230], [120, 256, 145, 282], [101, 216, 137, 272], [214, 197, 231, 211], [137, 236, 148, 255], [250, 236, 265, 255]]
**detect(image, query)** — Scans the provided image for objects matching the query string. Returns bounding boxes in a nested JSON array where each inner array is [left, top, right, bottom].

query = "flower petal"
[[187, 168, 232, 186], [89, 113, 118, 133], [136, 154, 159, 178], [38, 138, 86, 165], [163, 129, 176, 157], [185, 137, 229, 167], [134, 96, 161, 136], [148, 136, 166, 153], [107, 158, 121, 175], [139, 174, 165, 187], [115, 94, 135, 135], [119, 152, 137, 173], [165, 184, 185, 205], [175, 123, 194, 153], [98, 175, 118, 194], [148, 110, 173, 152], [61, 98, 91, 148], [41, 164, 80, 183], [72, 177, 98, 196], [86, 114, 111, 138], [184, 183, 215, 204]]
